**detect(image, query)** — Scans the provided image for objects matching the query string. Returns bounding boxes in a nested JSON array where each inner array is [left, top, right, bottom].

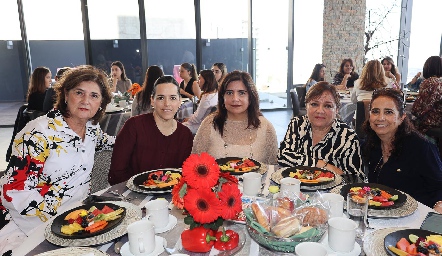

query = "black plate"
[[384, 229, 441, 256], [280, 166, 335, 186], [51, 203, 126, 239], [216, 157, 261, 175], [133, 168, 182, 192], [340, 183, 407, 210]]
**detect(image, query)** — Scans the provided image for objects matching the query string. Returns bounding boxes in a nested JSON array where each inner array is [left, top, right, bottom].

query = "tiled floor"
[[0, 101, 294, 172]]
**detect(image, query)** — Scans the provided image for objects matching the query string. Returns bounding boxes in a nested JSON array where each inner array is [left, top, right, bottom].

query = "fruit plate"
[[216, 157, 261, 175], [51, 203, 126, 239], [131, 168, 182, 193], [279, 166, 335, 186], [384, 229, 442, 256], [340, 183, 407, 210]]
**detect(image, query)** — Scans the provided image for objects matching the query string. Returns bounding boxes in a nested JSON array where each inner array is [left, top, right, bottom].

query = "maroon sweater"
[[108, 113, 193, 185]]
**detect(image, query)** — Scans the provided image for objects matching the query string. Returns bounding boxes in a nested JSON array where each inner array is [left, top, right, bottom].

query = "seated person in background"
[[351, 59, 390, 103], [179, 62, 201, 99], [382, 56, 401, 87], [406, 71, 423, 92], [332, 58, 359, 90], [305, 63, 326, 92], [131, 65, 164, 116], [192, 71, 278, 164], [43, 67, 71, 112], [183, 70, 218, 134], [412, 56, 442, 134], [278, 82, 364, 180], [0, 65, 114, 253], [27, 66, 52, 112], [212, 62, 228, 86], [363, 88, 442, 211], [108, 76, 193, 185], [109, 61, 132, 93]]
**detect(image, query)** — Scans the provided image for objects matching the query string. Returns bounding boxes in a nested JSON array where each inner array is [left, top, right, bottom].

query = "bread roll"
[[277, 197, 294, 212], [295, 206, 328, 227], [272, 216, 301, 238], [251, 203, 270, 231], [265, 206, 291, 225]]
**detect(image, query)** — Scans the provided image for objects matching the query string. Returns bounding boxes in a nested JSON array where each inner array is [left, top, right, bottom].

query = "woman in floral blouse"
[[0, 66, 114, 253]]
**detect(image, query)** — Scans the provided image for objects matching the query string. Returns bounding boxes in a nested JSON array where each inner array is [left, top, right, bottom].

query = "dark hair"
[[27, 67, 50, 100], [381, 57, 398, 76], [151, 75, 180, 97], [213, 71, 261, 136], [306, 64, 326, 86], [422, 56, 442, 79], [359, 60, 387, 91], [54, 65, 112, 125], [111, 61, 129, 81], [56, 67, 71, 79], [339, 58, 355, 75], [362, 88, 415, 160], [212, 63, 228, 83], [136, 65, 164, 112], [199, 70, 218, 94], [305, 81, 341, 109], [180, 63, 198, 80]]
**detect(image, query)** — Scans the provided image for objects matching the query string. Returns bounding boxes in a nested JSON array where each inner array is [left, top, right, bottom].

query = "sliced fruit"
[[381, 201, 394, 207], [389, 195, 399, 201], [397, 237, 411, 251], [64, 209, 87, 220], [406, 243, 417, 254], [409, 234, 419, 243], [388, 245, 408, 256], [101, 205, 115, 214]]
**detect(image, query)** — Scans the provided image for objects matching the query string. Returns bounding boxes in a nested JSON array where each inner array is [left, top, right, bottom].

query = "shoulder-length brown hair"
[[27, 67, 50, 100], [360, 60, 387, 91], [213, 71, 261, 136], [136, 65, 164, 112], [306, 81, 341, 109], [54, 65, 112, 125]]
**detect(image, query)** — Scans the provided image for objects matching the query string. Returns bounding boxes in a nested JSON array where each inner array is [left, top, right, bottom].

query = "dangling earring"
[[65, 100, 67, 105], [99, 107, 102, 111]]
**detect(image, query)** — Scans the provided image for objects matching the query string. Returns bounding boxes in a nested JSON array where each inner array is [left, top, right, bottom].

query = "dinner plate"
[[51, 202, 126, 239], [384, 228, 441, 256], [279, 166, 335, 186], [34, 247, 108, 256], [127, 168, 182, 194], [133, 169, 182, 192], [363, 227, 405, 256], [271, 167, 342, 191], [216, 157, 261, 175], [340, 183, 407, 210], [45, 201, 141, 247], [105, 104, 124, 113]]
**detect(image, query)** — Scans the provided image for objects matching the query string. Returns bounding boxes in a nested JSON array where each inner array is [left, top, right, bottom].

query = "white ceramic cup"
[[145, 199, 169, 229], [295, 242, 328, 256], [242, 172, 262, 196], [321, 193, 344, 218], [127, 219, 155, 256], [279, 177, 300, 199], [328, 217, 357, 253]]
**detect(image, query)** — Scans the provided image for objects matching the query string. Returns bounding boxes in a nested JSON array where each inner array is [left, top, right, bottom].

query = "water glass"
[[346, 191, 368, 238]]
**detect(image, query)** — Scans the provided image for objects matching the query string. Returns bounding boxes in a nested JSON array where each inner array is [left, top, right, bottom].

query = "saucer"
[[121, 236, 165, 256], [320, 234, 361, 256], [155, 214, 177, 234]]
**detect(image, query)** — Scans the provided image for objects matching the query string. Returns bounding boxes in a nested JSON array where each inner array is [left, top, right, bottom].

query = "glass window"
[[144, 0, 196, 80]]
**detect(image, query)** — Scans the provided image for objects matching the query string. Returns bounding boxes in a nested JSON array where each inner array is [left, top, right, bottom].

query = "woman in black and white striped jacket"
[[278, 82, 365, 181]]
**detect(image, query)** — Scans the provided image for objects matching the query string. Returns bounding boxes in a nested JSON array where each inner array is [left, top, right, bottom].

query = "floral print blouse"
[[0, 110, 114, 234], [412, 77, 442, 133]]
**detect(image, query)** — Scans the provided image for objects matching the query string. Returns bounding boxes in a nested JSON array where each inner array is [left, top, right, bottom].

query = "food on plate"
[[277, 197, 295, 212], [350, 186, 398, 207], [142, 170, 181, 188], [60, 205, 124, 235], [251, 202, 270, 231], [288, 169, 334, 183], [219, 158, 259, 172], [388, 233, 442, 256], [272, 216, 301, 238], [294, 206, 328, 227]]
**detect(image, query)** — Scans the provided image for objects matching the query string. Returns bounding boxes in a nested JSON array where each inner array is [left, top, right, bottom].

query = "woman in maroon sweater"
[[108, 76, 193, 185]]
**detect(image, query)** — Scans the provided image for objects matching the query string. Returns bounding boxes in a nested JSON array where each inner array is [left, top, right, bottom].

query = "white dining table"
[[14, 165, 435, 256]]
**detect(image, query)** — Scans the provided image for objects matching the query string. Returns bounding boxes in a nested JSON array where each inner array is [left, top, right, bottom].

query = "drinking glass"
[[346, 191, 368, 238]]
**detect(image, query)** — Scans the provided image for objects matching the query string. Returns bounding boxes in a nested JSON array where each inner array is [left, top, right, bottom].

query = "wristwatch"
[[321, 160, 328, 169]]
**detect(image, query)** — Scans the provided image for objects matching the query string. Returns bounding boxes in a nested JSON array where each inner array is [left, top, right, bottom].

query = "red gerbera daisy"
[[182, 153, 219, 189], [218, 171, 239, 185], [172, 178, 186, 209], [184, 188, 221, 224], [218, 183, 242, 220]]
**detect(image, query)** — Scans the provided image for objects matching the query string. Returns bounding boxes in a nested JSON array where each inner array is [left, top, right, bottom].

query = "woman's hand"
[[434, 201, 442, 213], [316, 159, 344, 175]]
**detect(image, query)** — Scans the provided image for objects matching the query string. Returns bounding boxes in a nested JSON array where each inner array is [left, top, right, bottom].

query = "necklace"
[[223, 120, 254, 158]]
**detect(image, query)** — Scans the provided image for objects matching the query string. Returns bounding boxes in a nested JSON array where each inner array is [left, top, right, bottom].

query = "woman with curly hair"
[[363, 88, 442, 210], [351, 59, 390, 103]]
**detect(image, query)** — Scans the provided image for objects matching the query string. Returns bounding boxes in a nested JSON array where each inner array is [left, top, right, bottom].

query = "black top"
[[180, 78, 196, 98], [43, 88, 56, 112], [27, 91, 47, 111], [367, 132, 442, 207], [332, 72, 359, 88]]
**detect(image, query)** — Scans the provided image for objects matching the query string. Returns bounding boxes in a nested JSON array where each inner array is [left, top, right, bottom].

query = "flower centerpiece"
[[113, 91, 131, 104], [172, 153, 243, 252], [127, 83, 141, 97]]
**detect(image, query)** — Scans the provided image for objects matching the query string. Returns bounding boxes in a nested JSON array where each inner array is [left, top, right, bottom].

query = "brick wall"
[[323, 0, 366, 82]]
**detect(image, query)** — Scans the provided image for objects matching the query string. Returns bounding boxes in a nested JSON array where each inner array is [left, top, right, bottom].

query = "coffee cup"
[[279, 177, 300, 199], [145, 199, 169, 229], [295, 242, 328, 256], [127, 219, 155, 255], [328, 217, 357, 253], [321, 193, 344, 218], [242, 172, 262, 196]]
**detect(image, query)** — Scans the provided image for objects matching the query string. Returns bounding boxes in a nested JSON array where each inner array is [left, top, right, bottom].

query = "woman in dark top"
[[332, 58, 359, 90], [363, 88, 442, 211], [131, 65, 164, 116], [179, 62, 200, 99], [27, 67, 52, 111]]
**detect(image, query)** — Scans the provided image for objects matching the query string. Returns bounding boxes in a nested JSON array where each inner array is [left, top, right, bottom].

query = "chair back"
[[295, 86, 306, 108], [355, 100, 370, 139], [290, 89, 300, 117], [90, 150, 113, 193], [426, 127, 442, 159]]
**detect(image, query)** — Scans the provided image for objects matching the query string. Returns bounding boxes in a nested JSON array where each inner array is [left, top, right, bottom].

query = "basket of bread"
[[245, 196, 328, 252]]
